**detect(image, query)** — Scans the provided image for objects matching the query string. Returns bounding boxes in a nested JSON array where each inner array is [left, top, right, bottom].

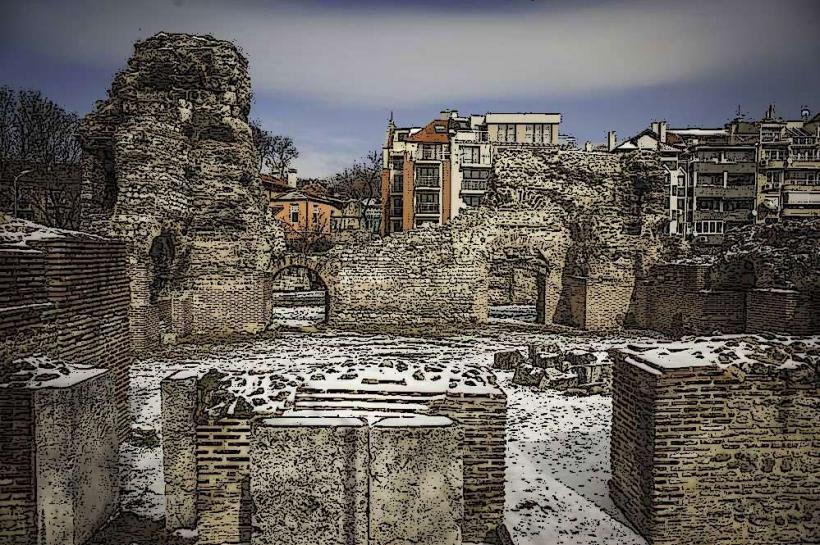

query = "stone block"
[[250, 416, 368, 545], [493, 349, 525, 370], [161, 370, 198, 532], [369, 416, 463, 545], [31, 368, 119, 545]]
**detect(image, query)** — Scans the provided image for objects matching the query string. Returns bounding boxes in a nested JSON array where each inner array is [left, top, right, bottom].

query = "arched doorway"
[[269, 256, 330, 328]]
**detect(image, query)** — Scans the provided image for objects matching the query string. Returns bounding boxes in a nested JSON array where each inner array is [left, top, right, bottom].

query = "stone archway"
[[269, 254, 333, 324]]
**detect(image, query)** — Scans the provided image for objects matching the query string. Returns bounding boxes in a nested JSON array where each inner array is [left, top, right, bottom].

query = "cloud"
[[4, 0, 819, 107]]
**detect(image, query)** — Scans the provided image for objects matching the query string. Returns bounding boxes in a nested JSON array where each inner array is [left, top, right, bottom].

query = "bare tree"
[[329, 150, 382, 232], [249, 119, 299, 178], [1, 87, 81, 227], [270, 135, 299, 179]]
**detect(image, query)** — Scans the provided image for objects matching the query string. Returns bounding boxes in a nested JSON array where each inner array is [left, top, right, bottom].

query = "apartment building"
[[609, 121, 688, 236], [756, 105, 820, 222], [381, 110, 561, 234], [611, 106, 819, 244]]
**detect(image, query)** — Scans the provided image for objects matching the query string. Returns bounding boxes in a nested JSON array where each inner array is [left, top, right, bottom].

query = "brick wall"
[[0, 390, 35, 545], [431, 392, 507, 543], [610, 351, 820, 545], [746, 289, 817, 335], [0, 226, 131, 439]]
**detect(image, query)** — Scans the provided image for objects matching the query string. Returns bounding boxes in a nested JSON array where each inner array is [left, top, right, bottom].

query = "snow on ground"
[[120, 305, 651, 543]]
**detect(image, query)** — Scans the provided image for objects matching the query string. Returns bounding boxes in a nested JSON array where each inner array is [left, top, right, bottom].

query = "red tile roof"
[[405, 118, 451, 143]]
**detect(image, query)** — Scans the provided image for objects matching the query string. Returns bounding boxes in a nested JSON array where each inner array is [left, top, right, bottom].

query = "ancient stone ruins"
[[1, 31, 818, 545]]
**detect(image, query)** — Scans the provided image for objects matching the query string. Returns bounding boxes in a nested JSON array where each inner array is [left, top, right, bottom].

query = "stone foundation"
[[609, 341, 820, 544]]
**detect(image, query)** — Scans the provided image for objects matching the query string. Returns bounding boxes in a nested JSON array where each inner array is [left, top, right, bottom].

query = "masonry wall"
[[746, 289, 818, 335], [328, 227, 488, 326], [195, 417, 256, 545], [0, 229, 131, 439], [610, 354, 820, 545], [431, 391, 507, 543], [0, 390, 36, 544], [80, 33, 284, 351], [369, 417, 463, 545], [250, 417, 369, 545]]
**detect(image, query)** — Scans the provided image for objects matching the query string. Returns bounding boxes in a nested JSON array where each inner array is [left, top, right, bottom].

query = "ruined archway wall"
[[80, 33, 285, 350], [325, 148, 669, 330]]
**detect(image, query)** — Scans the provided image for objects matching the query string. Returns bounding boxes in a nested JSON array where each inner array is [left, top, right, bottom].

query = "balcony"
[[693, 161, 756, 174], [415, 176, 440, 188], [412, 148, 449, 161], [694, 185, 755, 199], [454, 131, 489, 143], [693, 209, 753, 222], [460, 154, 491, 167], [415, 203, 440, 215], [461, 180, 488, 192]]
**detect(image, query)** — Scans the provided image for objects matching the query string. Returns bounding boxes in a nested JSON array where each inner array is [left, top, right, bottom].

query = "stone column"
[[161, 371, 198, 531], [369, 416, 464, 545], [250, 416, 368, 545]]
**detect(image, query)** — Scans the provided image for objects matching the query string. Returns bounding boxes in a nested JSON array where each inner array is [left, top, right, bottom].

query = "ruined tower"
[[80, 33, 284, 352]]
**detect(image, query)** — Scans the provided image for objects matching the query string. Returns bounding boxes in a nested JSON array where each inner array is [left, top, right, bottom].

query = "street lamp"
[[12, 169, 33, 218]]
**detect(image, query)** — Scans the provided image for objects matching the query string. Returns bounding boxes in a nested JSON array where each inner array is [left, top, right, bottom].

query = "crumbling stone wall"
[[610, 343, 820, 545], [80, 33, 284, 352], [629, 221, 820, 336], [323, 148, 670, 330]]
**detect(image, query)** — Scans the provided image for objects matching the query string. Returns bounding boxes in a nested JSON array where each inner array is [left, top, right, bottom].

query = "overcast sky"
[[1, 0, 818, 177]]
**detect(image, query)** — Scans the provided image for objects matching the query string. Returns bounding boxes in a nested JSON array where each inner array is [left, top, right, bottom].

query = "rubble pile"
[[498, 343, 612, 395]]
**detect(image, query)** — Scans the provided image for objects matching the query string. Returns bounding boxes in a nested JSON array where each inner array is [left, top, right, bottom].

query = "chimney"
[[440, 109, 459, 120], [659, 121, 668, 143], [584, 141, 593, 152], [650, 121, 660, 135], [287, 168, 298, 188], [801, 105, 811, 122], [607, 131, 617, 152]]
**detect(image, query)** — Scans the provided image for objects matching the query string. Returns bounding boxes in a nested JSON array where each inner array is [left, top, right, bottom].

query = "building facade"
[[611, 106, 820, 244], [381, 110, 561, 235]]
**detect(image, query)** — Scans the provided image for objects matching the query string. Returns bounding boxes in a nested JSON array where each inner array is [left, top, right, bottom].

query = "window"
[[461, 146, 480, 164], [434, 125, 447, 133], [392, 155, 404, 171], [696, 221, 724, 234], [671, 186, 678, 196], [391, 197, 402, 217], [463, 168, 490, 180], [416, 192, 439, 204], [312, 204, 320, 226], [525, 124, 549, 143], [463, 195, 483, 207], [725, 199, 753, 211], [415, 166, 440, 187], [392, 174, 403, 193], [497, 124, 516, 143], [766, 171, 783, 187], [289, 203, 299, 223], [698, 198, 720, 211], [763, 148, 784, 160], [391, 220, 402, 232]]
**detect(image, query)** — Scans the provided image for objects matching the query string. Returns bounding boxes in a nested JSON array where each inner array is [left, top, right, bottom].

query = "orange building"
[[269, 190, 336, 240]]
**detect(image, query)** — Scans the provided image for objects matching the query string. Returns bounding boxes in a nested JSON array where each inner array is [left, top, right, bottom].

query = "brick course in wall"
[[0, 221, 132, 439], [610, 347, 820, 545]]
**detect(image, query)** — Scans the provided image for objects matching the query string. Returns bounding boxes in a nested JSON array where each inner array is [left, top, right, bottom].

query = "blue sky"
[[1, 0, 818, 177]]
